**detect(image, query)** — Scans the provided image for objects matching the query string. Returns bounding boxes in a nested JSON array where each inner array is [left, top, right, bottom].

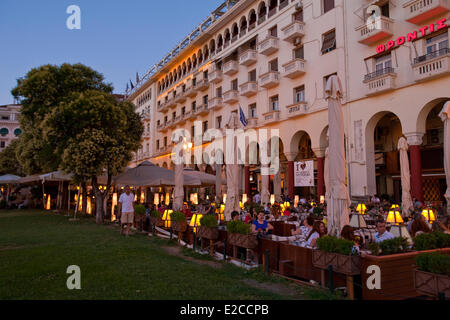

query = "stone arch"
[[416, 97, 450, 134]]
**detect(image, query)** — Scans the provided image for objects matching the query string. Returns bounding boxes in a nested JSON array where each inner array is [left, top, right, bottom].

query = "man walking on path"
[[118, 186, 135, 237]]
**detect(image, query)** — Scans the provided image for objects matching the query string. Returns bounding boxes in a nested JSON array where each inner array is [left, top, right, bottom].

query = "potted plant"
[[150, 210, 163, 228], [170, 211, 187, 233], [414, 252, 450, 299], [134, 205, 146, 231], [226, 220, 258, 249], [413, 232, 450, 251], [312, 236, 361, 275], [197, 215, 219, 240]]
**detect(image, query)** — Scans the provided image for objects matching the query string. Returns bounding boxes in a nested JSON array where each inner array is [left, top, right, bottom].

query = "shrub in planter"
[[197, 215, 219, 240], [414, 252, 450, 298], [314, 236, 360, 275], [414, 232, 450, 251], [415, 252, 450, 277], [170, 211, 187, 232], [227, 220, 257, 249], [368, 237, 410, 256], [134, 205, 146, 216], [149, 210, 163, 227]]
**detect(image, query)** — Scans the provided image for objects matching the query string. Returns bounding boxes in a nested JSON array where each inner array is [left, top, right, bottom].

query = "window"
[[375, 53, 392, 73], [203, 95, 208, 105], [0, 141, 4, 148], [270, 95, 279, 111], [192, 101, 197, 111], [203, 121, 208, 132], [231, 79, 238, 90], [216, 116, 222, 129], [294, 86, 305, 103], [164, 137, 167, 147], [323, 0, 334, 14], [156, 140, 160, 150], [172, 112, 176, 120], [192, 77, 197, 86], [216, 87, 222, 98], [321, 29, 336, 54], [269, 59, 278, 72], [191, 125, 195, 138], [157, 120, 161, 126], [269, 26, 278, 37], [203, 70, 208, 80], [249, 103, 257, 118], [381, 3, 389, 18], [249, 70, 257, 82], [182, 106, 186, 115], [182, 84, 186, 92], [293, 10, 303, 22], [294, 46, 304, 59], [426, 32, 449, 55], [164, 116, 168, 124]]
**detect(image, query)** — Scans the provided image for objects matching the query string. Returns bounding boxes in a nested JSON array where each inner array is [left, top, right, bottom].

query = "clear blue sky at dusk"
[[0, 0, 224, 104]]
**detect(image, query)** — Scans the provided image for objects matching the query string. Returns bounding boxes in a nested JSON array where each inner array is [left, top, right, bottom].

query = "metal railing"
[[413, 47, 450, 65], [364, 67, 395, 82]]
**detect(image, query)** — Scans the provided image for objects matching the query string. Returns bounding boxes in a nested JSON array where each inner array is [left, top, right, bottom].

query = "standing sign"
[[294, 161, 315, 187]]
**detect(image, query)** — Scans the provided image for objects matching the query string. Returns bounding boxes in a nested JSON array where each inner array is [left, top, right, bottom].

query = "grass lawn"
[[0, 210, 334, 300]]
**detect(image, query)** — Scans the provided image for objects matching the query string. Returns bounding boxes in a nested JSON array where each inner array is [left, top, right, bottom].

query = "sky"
[[0, 0, 224, 104]]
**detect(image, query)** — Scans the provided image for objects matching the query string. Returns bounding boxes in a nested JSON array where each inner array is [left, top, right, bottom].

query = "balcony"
[[263, 110, 281, 124], [281, 21, 305, 42], [247, 117, 258, 129], [173, 115, 182, 125], [195, 104, 209, 116], [282, 59, 306, 79], [286, 102, 308, 118], [142, 130, 151, 139], [166, 97, 177, 109], [223, 60, 239, 75], [259, 71, 280, 89], [222, 90, 239, 104], [403, 0, 450, 24], [179, 112, 188, 124], [195, 78, 209, 91], [174, 91, 186, 104], [356, 16, 394, 45], [257, 36, 279, 56], [160, 122, 170, 132], [209, 97, 224, 110], [209, 69, 223, 83], [412, 48, 450, 82], [239, 81, 258, 97], [363, 67, 397, 96], [184, 85, 197, 98], [239, 50, 258, 66]]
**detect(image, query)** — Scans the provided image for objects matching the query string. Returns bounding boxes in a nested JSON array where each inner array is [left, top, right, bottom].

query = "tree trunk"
[[91, 175, 112, 225]]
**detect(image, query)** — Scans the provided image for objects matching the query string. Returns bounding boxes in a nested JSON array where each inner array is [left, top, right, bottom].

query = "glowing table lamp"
[[242, 194, 248, 204], [270, 195, 275, 205], [386, 209, 404, 225], [165, 193, 170, 206], [190, 213, 203, 233], [349, 213, 367, 229], [390, 224, 413, 245], [223, 194, 227, 204], [356, 203, 367, 215], [154, 194, 160, 206], [320, 195, 325, 204], [421, 208, 436, 224], [162, 209, 173, 228]]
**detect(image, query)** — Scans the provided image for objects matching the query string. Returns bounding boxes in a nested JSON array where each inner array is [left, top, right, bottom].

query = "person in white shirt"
[[118, 185, 135, 237], [253, 193, 261, 204], [375, 220, 395, 243]]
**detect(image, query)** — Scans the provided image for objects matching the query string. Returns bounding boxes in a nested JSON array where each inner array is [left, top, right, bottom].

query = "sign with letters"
[[294, 161, 314, 187]]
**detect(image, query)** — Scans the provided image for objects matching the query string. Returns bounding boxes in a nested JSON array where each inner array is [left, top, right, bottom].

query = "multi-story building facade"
[[127, 0, 450, 204], [0, 104, 22, 151]]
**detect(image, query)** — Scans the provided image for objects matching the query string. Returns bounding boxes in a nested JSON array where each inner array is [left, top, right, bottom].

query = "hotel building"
[[0, 104, 22, 151], [127, 0, 450, 205]]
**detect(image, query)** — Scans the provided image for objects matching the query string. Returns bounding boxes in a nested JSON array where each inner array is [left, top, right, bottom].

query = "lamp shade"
[[189, 213, 203, 232], [349, 213, 367, 229], [390, 225, 413, 245], [270, 195, 275, 205], [320, 195, 325, 204], [242, 194, 248, 204], [356, 203, 367, 214], [162, 209, 173, 228], [154, 193, 159, 205], [421, 208, 436, 224], [386, 210, 404, 225], [165, 193, 170, 206], [223, 194, 227, 204]]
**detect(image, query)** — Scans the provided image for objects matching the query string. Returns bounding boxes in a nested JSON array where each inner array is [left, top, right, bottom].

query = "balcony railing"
[[174, 92, 186, 104], [412, 47, 450, 82], [239, 81, 258, 97], [184, 85, 197, 98], [223, 90, 239, 104], [263, 110, 281, 124], [259, 71, 280, 89], [356, 16, 394, 45], [282, 59, 306, 78], [247, 117, 258, 128], [209, 97, 224, 110], [281, 21, 305, 42], [363, 67, 397, 96], [364, 67, 396, 82], [239, 49, 257, 66], [209, 69, 223, 83], [195, 78, 209, 91], [195, 103, 209, 115], [257, 36, 279, 56], [223, 60, 239, 75], [286, 102, 308, 118], [403, 0, 450, 24]]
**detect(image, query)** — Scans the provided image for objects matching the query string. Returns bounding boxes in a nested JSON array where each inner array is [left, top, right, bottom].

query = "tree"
[[0, 139, 23, 176], [11, 63, 113, 175], [50, 90, 143, 223]]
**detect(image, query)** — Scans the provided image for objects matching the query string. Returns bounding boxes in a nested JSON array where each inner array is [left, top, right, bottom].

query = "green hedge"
[[200, 215, 218, 228], [415, 252, 450, 276], [414, 232, 450, 251], [316, 236, 355, 256], [170, 211, 186, 222], [150, 210, 161, 219], [227, 220, 251, 235], [368, 237, 410, 256], [134, 205, 146, 216]]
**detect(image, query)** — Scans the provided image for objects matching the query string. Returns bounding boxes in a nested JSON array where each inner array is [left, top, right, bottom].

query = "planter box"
[[197, 226, 219, 240], [312, 250, 361, 276], [150, 216, 164, 228], [414, 269, 450, 299], [361, 248, 450, 300], [172, 221, 187, 233], [228, 233, 258, 249]]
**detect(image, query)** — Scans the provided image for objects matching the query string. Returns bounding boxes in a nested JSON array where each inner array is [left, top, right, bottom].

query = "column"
[[261, 164, 270, 205], [313, 148, 326, 201], [244, 166, 251, 197], [285, 152, 297, 200], [405, 133, 424, 203]]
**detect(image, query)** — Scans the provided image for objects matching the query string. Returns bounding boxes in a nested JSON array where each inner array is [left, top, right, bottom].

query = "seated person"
[[244, 211, 252, 224], [291, 215, 314, 241], [181, 202, 193, 219], [410, 213, 432, 237], [305, 221, 327, 248], [374, 220, 395, 243], [251, 211, 274, 235], [231, 210, 240, 221], [340, 225, 361, 255]]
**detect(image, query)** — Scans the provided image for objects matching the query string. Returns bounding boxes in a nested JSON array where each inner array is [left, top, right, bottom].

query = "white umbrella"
[[215, 164, 222, 203], [0, 174, 21, 184], [324, 148, 330, 202], [224, 113, 240, 220], [397, 137, 413, 217], [440, 101, 450, 214], [173, 138, 184, 211], [325, 75, 350, 236]]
